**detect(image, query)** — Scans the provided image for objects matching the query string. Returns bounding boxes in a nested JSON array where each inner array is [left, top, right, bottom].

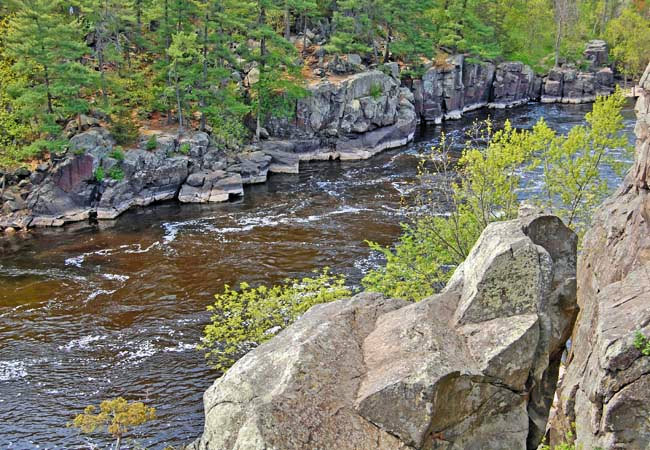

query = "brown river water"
[[0, 101, 637, 449]]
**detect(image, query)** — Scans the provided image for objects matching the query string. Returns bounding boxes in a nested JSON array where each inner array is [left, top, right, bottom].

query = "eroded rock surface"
[[191, 213, 577, 450], [549, 62, 650, 449]]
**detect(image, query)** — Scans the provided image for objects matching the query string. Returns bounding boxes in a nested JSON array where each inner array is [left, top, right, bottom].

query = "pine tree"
[[4, 0, 97, 152], [167, 31, 202, 133]]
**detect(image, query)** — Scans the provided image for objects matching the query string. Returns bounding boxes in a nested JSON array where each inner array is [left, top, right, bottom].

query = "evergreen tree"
[[167, 31, 202, 133], [4, 0, 97, 152]]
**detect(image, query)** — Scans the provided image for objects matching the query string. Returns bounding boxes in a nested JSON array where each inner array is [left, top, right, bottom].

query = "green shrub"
[[178, 142, 190, 155], [369, 82, 383, 99], [109, 113, 139, 145], [634, 331, 650, 356], [109, 147, 125, 161], [362, 91, 630, 302], [146, 135, 157, 151], [69, 397, 156, 450], [94, 166, 105, 182], [200, 269, 351, 372], [108, 167, 124, 181]]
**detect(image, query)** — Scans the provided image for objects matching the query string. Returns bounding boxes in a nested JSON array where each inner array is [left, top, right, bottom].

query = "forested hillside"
[[0, 0, 648, 168]]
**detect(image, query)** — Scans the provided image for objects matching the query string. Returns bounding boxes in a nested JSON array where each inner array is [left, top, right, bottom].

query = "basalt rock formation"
[[190, 211, 578, 450], [265, 69, 418, 161], [541, 40, 614, 104], [549, 63, 650, 449]]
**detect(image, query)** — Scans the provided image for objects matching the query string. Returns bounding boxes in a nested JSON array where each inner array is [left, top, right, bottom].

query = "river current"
[[0, 101, 638, 449]]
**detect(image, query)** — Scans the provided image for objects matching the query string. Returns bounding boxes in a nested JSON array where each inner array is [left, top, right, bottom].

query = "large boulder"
[[190, 212, 578, 450], [549, 62, 650, 449]]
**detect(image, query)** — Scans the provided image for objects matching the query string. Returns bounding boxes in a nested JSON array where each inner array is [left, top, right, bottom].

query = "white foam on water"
[[163, 342, 197, 353], [0, 360, 27, 381], [58, 334, 107, 352], [116, 340, 158, 366], [102, 273, 130, 282], [86, 289, 116, 302], [64, 255, 85, 267]]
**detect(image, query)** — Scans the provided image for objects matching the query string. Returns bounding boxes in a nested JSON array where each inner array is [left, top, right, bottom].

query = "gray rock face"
[[191, 213, 578, 450], [542, 41, 614, 104], [541, 67, 614, 104], [419, 56, 496, 123], [267, 69, 417, 161], [549, 62, 650, 449], [583, 39, 609, 70], [489, 62, 537, 109], [15, 130, 247, 227]]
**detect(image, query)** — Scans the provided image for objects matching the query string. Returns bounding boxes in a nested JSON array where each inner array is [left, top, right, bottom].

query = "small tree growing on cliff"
[[363, 90, 630, 301], [363, 120, 541, 302], [69, 397, 156, 450], [200, 268, 351, 372]]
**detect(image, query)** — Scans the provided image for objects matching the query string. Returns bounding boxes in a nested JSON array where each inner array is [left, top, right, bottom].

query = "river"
[[0, 100, 638, 449]]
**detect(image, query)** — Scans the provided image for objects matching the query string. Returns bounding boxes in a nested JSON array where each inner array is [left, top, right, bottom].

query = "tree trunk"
[[383, 25, 391, 63], [302, 14, 307, 56], [44, 65, 53, 114], [256, 2, 267, 141], [165, 0, 173, 125], [284, 0, 291, 40], [200, 12, 209, 132], [115, 435, 122, 450], [175, 73, 184, 133]]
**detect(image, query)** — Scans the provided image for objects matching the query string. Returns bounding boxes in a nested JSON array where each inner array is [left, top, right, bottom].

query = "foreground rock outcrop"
[[549, 63, 650, 449], [191, 212, 578, 450]]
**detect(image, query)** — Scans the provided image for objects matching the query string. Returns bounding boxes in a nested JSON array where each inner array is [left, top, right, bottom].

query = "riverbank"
[[0, 42, 618, 234]]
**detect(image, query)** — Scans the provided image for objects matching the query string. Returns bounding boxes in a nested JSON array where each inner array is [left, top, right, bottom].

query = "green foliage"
[[201, 268, 351, 372], [634, 331, 650, 356], [94, 166, 105, 182], [4, 0, 97, 155], [178, 142, 191, 155], [110, 112, 140, 146], [606, 7, 650, 83], [69, 397, 156, 449], [536, 88, 630, 237], [146, 135, 158, 151], [108, 167, 125, 181], [364, 92, 630, 301], [109, 147, 125, 161], [363, 121, 538, 301], [369, 82, 383, 100]]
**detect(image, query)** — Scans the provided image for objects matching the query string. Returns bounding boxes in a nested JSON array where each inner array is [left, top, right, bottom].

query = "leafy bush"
[[94, 166, 105, 182], [108, 167, 125, 181], [69, 397, 156, 450], [109, 112, 139, 146], [363, 121, 538, 301], [145, 135, 157, 151], [363, 91, 629, 301], [200, 269, 351, 372], [109, 147, 125, 161], [369, 82, 383, 100], [634, 331, 650, 356], [178, 142, 191, 155]]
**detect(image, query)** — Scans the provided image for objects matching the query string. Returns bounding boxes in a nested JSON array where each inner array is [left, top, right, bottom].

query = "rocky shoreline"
[[0, 41, 616, 232], [187, 62, 650, 450]]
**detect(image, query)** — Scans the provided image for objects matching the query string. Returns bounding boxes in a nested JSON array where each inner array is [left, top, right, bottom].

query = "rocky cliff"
[[265, 69, 417, 161], [190, 212, 578, 450], [541, 40, 614, 104], [549, 63, 650, 449]]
